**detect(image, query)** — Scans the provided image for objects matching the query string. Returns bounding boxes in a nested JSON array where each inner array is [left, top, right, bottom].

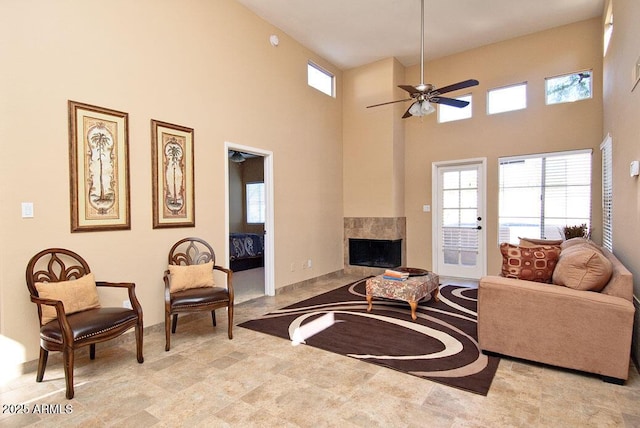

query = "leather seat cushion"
[[171, 287, 229, 307], [40, 307, 138, 344]]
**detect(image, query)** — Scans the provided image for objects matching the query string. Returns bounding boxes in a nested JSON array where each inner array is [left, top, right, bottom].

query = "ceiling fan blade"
[[434, 79, 479, 95], [402, 103, 416, 118], [366, 98, 413, 108], [431, 97, 470, 108], [398, 85, 421, 96]]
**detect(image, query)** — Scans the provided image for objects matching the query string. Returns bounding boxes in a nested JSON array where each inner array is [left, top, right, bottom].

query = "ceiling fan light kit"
[[366, 0, 479, 119], [229, 151, 246, 163], [409, 100, 435, 117]]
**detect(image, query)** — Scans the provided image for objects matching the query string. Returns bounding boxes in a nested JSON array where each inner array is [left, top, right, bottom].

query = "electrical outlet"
[[307, 259, 312, 268], [122, 300, 132, 309]]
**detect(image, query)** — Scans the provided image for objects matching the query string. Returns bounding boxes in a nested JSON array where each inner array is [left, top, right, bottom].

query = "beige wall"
[[401, 18, 604, 272], [602, 0, 640, 361], [602, 0, 640, 290], [343, 57, 406, 217], [0, 0, 343, 364]]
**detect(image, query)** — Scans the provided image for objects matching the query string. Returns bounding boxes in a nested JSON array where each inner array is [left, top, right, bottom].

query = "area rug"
[[239, 278, 499, 395]]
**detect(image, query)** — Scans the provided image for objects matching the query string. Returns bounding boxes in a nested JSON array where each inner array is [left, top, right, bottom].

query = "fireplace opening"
[[348, 238, 401, 268]]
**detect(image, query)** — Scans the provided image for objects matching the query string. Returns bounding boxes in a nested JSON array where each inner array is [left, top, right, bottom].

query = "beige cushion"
[[500, 243, 561, 283], [519, 237, 564, 247], [168, 261, 215, 293], [552, 245, 613, 291], [36, 273, 101, 324], [560, 237, 602, 253]]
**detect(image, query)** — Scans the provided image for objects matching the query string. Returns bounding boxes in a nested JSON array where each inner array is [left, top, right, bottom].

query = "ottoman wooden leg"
[[433, 286, 440, 302], [366, 294, 373, 312], [409, 301, 418, 320]]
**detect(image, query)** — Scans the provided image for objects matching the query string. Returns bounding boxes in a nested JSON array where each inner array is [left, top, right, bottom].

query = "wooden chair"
[[164, 237, 234, 351], [25, 248, 144, 399]]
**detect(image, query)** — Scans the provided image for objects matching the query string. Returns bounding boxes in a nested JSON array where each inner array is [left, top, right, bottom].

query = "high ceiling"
[[236, 0, 605, 70]]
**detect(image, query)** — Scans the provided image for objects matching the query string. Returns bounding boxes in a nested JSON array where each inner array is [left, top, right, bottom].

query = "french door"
[[433, 159, 486, 279]]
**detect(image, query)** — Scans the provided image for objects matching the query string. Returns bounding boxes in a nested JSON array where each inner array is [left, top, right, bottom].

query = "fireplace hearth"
[[348, 238, 402, 268]]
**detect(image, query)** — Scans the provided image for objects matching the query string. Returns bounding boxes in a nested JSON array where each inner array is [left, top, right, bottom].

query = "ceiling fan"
[[229, 150, 247, 163], [366, 0, 479, 119]]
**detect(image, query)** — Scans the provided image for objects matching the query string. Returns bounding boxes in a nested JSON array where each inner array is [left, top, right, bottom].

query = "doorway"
[[432, 158, 486, 279], [225, 143, 275, 301]]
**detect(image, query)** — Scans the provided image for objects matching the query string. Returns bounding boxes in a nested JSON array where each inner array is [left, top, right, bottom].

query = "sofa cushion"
[[519, 237, 564, 247], [500, 243, 561, 283], [560, 237, 603, 253], [168, 261, 215, 293], [552, 245, 613, 292], [35, 273, 101, 324]]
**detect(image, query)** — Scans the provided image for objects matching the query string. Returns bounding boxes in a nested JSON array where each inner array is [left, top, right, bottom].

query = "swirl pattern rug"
[[239, 278, 499, 395]]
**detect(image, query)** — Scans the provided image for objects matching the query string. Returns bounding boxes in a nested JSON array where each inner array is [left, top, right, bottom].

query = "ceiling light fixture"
[[229, 151, 246, 163], [408, 99, 435, 117]]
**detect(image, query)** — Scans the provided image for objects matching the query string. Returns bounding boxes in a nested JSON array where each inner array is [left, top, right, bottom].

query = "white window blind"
[[601, 135, 613, 250], [498, 150, 592, 244]]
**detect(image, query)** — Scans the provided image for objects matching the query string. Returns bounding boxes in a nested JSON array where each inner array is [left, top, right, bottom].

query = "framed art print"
[[68, 100, 130, 232], [151, 119, 195, 228]]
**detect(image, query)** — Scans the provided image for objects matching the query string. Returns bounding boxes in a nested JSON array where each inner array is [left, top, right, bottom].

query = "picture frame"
[[68, 100, 131, 232], [151, 119, 195, 228]]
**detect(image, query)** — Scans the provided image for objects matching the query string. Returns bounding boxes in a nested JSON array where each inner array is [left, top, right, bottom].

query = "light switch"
[[422, 204, 431, 212], [21, 202, 34, 218]]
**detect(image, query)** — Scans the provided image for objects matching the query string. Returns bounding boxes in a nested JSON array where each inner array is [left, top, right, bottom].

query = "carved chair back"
[[168, 237, 216, 267], [25, 248, 92, 323], [26, 248, 91, 296]]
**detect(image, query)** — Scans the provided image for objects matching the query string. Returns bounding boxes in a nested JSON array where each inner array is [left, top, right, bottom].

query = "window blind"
[[498, 150, 592, 244], [601, 135, 613, 251]]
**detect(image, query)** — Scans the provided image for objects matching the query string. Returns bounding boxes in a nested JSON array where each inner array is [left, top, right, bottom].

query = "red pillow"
[[500, 243, 561, 283]]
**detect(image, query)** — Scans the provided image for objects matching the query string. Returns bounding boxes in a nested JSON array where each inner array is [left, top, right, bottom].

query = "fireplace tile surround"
[[344, 217, 406, 276]]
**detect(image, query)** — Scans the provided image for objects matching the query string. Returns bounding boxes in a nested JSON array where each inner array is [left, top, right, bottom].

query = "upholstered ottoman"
[[366, 272, 439, 320]]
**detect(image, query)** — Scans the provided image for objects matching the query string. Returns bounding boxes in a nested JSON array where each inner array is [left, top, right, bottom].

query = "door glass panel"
[[460, 170, 477, 188], [440, 167, 480, 268], [443, 171, 460, 189], [460, 208, 477, 225], [460, 190, 477, 208], [443, 190, 460, 209]]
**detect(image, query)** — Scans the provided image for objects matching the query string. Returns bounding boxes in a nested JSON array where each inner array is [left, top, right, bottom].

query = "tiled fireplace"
[[344, 217, 406, 276]]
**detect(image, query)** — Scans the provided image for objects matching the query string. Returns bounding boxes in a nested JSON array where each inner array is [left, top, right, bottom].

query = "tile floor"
[[2, 273, 640, 427]]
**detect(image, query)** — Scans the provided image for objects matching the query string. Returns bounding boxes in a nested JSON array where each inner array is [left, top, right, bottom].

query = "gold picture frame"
[[68, 101, 131, 232], [151, 119, 195, 228]]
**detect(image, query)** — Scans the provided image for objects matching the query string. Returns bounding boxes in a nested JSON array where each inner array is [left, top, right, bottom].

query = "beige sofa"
[[478, 238, 635, 383]]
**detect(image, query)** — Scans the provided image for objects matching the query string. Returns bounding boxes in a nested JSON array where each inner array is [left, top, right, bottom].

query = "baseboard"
[[275, 269, 345, 295]]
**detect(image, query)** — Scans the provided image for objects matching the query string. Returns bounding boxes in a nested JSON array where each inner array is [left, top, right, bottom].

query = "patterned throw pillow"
[[500, 243, 561, 283]]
